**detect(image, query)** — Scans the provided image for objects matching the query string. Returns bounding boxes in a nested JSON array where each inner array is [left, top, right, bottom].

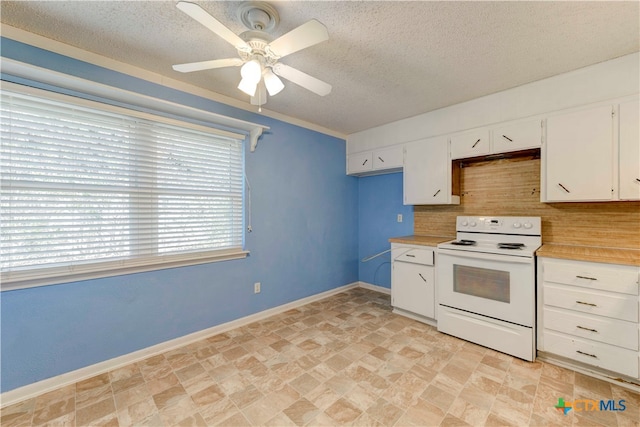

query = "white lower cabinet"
[[391, 244, 436, 322], [537, 257, 640, 379]]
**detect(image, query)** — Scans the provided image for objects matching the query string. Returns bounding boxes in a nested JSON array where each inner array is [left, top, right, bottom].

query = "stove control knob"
[[461, 220, 468, 226], [523, 222, 532, 229], [469, 221, 477, 227], [513, 222, 521, 229]]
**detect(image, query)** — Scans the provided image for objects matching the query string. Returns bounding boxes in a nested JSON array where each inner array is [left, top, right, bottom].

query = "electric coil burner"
[[437, 216, 542, 361]]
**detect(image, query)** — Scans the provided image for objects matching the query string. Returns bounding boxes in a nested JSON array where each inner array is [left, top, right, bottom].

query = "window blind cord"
[[245, 173, 252, 232]]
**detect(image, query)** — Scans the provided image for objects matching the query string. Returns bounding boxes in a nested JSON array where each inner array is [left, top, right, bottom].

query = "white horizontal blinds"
[[147, 122, 243, 254], [1, 89, 244, 277]]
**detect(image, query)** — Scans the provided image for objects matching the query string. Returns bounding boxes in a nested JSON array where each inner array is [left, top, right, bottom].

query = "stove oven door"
[[437, 249, 535, 327]]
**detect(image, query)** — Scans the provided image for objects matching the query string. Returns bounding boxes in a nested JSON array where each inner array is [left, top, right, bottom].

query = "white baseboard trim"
[[2, 282, 385, 407], [357, 281, 391, 295]]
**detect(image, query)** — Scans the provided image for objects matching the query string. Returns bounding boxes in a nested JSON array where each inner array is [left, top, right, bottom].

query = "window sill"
[[1, 249, 249, 292]]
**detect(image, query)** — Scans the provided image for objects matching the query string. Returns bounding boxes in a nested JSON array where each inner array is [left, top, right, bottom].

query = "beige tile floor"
[[2, 287, 639, 427]]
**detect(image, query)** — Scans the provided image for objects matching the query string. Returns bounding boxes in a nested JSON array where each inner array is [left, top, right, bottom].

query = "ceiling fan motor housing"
[[237, 2, 280, 32]]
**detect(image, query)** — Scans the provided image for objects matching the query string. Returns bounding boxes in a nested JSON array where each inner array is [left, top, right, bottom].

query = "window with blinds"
[[1, 87, 246, 289]]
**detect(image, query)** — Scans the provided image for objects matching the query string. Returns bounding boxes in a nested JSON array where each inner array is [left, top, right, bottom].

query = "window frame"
[[1, 81, 251, 291]]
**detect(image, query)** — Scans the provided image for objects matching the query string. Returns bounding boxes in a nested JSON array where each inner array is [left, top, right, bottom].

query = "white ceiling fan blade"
[[272, 63, 331, 96], [266, 19, 328, 59], [176, 1, 250, 51], [173, 58, 243, 73]]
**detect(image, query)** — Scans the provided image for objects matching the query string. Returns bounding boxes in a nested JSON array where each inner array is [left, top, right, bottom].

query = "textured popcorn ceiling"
[[1, 1, 639, 135]]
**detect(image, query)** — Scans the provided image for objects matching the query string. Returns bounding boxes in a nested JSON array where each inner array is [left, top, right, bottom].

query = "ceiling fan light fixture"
[[263, 68, 284, 96], [238, 77, 258, 96], [240, 59, 262, 84]]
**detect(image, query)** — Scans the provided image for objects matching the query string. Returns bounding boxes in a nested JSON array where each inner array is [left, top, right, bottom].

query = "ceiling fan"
[[172, 1, 332, 109]]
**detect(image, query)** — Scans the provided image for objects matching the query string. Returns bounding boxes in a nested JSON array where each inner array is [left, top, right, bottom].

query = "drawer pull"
[[502, 134, 513, 142], [576, 300, 597, 307], [362, 158, 368, 166], [576, 325, 598, 333], [433, 189, 441, 197], [576, 301, 598, 307], [405, 254, 416, 258], [378, 156, 384, 162], [576, 275, 597, 281], [418, 273, 427, 283], [576, 350, 598, 359], [472, 138, 481, 148], [558, 183, 570, 193]]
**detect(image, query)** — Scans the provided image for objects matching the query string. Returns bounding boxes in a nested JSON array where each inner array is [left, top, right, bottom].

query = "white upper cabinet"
[[403, 136, 459, 205], [347, 151, 372, 175], [372, 145, 404, 170], [543, 105, 614, 202], [347, 145, 403, 176], [491, 118, 542, 154], [450, 129, 490, 159], [619, 99, 640, 200]]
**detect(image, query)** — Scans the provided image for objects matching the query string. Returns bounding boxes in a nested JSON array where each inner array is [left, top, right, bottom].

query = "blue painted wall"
[[0, 38, 359, 392], [358, 173, 413, 288]]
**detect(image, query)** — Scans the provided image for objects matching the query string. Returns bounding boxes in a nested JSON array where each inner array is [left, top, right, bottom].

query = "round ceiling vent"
[[237, 2, 280, 33]]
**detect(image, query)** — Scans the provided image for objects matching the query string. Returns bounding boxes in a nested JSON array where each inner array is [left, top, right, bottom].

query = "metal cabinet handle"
[[636, 178, 640, 183], [433, 189, 441, 197], [576, 325, 598, 333], [558, 183, 570, 193], [502, 134, 513, 142], [418, 273, 427, 283], [576, 350, 598, 359], [405, 254, 416, 258], [378, 156, 384, 162], [576, 275, 597, 281], [472, 138, 481, 148], [576, 300, 597, 307], [362, 158, 368, 166]]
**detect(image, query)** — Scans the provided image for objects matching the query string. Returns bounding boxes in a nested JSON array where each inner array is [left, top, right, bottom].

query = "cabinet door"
[[403, 136, 452, 205], [450, 129, 490, 159], [373, 146, 403, 170], [347, 152, 373, 175], [392, 261, 434, 318], [619, 99, 640, 200], [544, 105, 614, 201], [492, 119, 542, 154]]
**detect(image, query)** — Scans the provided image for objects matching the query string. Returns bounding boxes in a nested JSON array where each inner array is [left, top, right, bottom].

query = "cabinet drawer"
[[543, 306, 638, 350], [543, 283, 638, 322], [392, 248, 434, 266], [543, 330, 638, 378], [450, 129, 490, 159], [543, 259, 639, 295]]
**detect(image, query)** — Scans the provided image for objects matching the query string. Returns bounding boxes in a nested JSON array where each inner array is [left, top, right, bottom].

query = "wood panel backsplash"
[[414, 156, 640, 249]]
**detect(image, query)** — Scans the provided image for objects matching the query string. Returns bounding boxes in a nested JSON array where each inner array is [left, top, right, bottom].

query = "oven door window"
[[453, 265, 510, 303]]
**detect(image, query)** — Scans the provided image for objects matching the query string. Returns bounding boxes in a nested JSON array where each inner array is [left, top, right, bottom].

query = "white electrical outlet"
[[254, 282, 261, 293], [397, 214, 403, 223]]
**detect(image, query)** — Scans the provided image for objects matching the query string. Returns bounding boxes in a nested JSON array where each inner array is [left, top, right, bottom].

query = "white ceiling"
[[1, 1, 639, 136]]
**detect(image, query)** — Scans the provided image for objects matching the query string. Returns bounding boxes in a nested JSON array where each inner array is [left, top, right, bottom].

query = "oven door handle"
[[437, 248, 534, 264]]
